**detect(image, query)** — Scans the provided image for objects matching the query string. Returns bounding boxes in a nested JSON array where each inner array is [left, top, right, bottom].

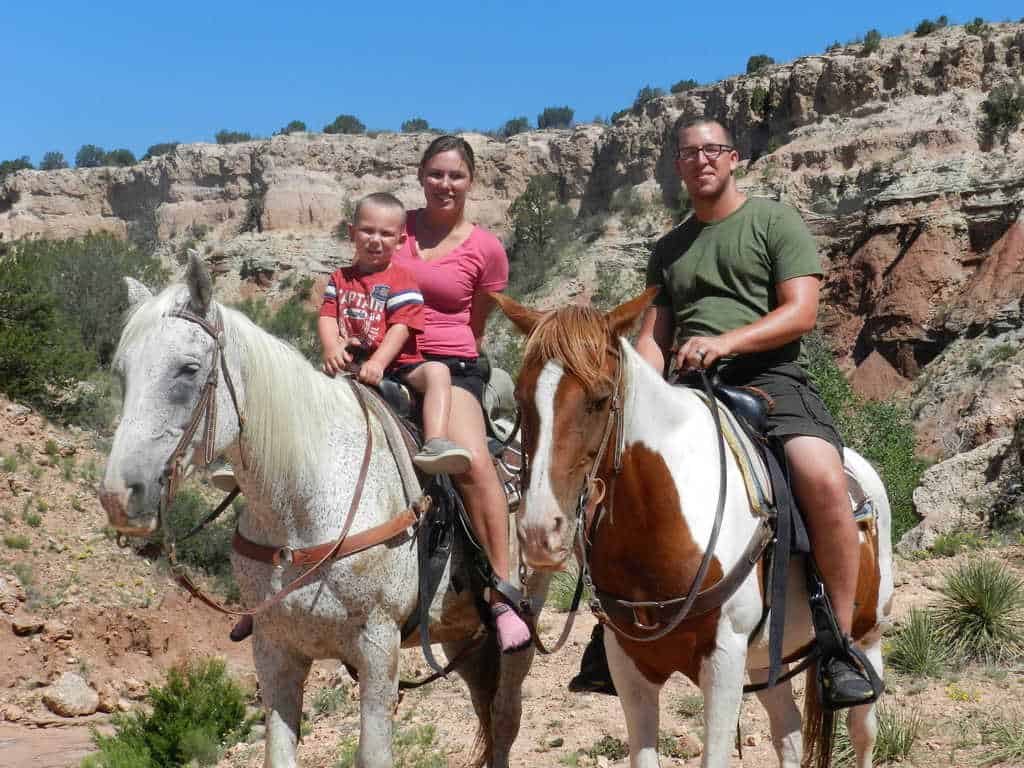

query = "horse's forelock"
[[522, 305, 614, 398]]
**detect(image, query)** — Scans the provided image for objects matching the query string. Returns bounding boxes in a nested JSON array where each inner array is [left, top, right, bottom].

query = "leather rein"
[[535, 346, 772, 648], [155, 305, 418, 620]]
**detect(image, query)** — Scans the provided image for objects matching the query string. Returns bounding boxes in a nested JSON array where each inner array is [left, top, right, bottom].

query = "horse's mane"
[[117, 285, 361, 489], [522, 305, 614, 395]]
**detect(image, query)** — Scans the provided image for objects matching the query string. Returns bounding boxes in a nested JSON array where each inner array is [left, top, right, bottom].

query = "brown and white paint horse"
[[493, 290, 893, 768]]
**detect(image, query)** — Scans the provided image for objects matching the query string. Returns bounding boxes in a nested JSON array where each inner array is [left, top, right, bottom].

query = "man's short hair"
[[352, 192, 406, 226], [673, 117, 736, 152]]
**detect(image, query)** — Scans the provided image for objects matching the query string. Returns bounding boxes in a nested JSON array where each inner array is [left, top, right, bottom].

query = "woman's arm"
[[469, 290, 497, 353]]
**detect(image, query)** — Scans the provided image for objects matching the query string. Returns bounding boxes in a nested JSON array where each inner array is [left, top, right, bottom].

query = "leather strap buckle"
[[276, 546, 294, 566]]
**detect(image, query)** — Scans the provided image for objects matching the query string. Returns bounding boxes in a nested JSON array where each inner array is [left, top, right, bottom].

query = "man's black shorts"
[[721, 361, 844, 457]]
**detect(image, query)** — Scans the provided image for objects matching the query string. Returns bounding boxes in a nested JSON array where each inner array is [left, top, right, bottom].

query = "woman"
[[393, 135, 530, 653]]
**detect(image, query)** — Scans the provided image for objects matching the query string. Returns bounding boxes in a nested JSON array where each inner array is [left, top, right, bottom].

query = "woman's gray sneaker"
[[413, 438, 472, 475]]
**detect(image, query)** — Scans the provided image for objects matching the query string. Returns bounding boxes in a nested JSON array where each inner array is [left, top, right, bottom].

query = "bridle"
[[526, 338, 735, 647], [144, 302, 379, 623]]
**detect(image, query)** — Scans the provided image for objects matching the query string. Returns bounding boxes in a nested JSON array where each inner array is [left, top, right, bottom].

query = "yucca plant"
[[547, 561, 589, 613], [886, 607, 949, 677], [935, 558, 1024, 663], [976, 710, 1024, 766], [833, 703, 922, 766]]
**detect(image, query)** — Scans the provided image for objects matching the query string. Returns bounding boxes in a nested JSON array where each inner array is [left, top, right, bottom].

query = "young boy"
[[320, 192, 471, 475]]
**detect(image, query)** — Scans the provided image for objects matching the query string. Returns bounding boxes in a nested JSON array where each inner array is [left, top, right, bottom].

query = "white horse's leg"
[[699, 624, 747, 768], [846, 632, 883, 768], [356, 620, 401, 768], [749, 665, 802, 768], [605, 631, 661, 768], [254, 636, 312, 768]]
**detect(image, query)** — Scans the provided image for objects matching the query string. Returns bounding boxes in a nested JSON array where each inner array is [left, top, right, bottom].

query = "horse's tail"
[[801, 660, 835, 768], [466, 631, 501, 768]]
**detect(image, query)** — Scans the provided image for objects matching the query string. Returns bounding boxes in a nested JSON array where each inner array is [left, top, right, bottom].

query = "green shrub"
[[982, 81, 1024, 138], [161, 487, 234, 578], [862, 28, 882, 55], [75, 145, 106, 168], [104, 149, 136, 167], [2, 454, 17, 472], [750, 86, 769, 117], [231, 283, 319, 362], [39, 151, 68, 171], [401, 117, 430, 132], [674, 693, 703, 719], [833, 702, 921, 766], [586, 735, 628, 761], [214, 130, 254, 144], [275, 120, 306, 135], [988, 343, 1018, 364], [323, 114, 366, 135], [506, 174, 574, 296], [501, 116, 531, 138], [86, 657, 251, 768], [537, 106, 574, 130], [23, 510, 42, 528], [965, 17, 991, 37], [547, 563, 587, 612], [915, 16, 948, 37], [311, 685, 351, 717], [930, 530, 985, 557], [609, 187, 648, 221], [886, 608, 949, 676], [670, 79, 699, 93], [804, 333, 927, 542], [62, 456, 76, 481], [935, 558, 1024, 662], [0, 156, 33, 180], [746, 54, 775, 74], [977, 711, 1024, 767], [143, 142, 179, 159], [3, 534, 30, 550], [633, 85, 665, 111]]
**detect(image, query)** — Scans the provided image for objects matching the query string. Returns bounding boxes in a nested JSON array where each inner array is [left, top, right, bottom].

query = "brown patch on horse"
[[589, 443, 724, 686], [851, 518, 881, 640]]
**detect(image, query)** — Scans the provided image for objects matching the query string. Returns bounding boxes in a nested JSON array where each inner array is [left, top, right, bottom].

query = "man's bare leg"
[[783, 435, 857, 634]]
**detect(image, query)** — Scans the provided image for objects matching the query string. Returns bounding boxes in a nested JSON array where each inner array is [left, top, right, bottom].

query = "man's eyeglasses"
[[677, 143, 734, 162]]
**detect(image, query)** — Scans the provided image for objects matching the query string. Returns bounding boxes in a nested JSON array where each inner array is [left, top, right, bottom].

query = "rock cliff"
[[2, 23, 1023, 481]]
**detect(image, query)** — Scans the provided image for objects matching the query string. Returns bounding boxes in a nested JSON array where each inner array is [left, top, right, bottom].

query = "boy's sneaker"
[[413, 438, 471, 476]]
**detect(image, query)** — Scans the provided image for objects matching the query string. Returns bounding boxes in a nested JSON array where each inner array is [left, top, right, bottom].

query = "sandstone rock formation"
[[2, 23, 1024, 529], [41, 672, 100, 717]]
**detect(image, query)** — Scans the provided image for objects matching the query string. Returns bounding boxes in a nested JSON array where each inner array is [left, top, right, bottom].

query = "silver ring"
[[697, 348, 707, 360]]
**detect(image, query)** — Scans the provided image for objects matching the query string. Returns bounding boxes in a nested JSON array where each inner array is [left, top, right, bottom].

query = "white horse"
[[493, 291, 894, 768], [99, 254, 541, 768]]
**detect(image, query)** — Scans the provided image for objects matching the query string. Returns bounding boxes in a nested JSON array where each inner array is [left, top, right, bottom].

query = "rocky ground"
[[1, 396, 1023, 768]]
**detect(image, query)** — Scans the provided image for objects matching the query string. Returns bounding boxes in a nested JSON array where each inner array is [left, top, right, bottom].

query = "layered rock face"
[[1, 24, 1022, 466]]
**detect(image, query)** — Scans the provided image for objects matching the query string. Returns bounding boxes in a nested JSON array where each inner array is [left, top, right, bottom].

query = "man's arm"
[[636, 305, 675, 377], [676, 275, 820, 371]]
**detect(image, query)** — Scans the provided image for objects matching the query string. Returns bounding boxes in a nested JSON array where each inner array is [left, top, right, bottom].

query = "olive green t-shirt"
[[645, 197, 821, 372]]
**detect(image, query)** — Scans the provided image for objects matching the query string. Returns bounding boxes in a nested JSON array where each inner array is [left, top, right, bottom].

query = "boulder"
[[11, 612, 44, 636], [898, 435, 1012, 553], [41, 672, 100, 717]]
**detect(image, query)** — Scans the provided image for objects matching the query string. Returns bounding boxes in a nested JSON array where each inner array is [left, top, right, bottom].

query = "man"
[[570, 118, 875, 704]]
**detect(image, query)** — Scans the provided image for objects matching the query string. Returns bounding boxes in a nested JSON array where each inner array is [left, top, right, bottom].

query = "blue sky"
[[2, 1, 1021, 165]]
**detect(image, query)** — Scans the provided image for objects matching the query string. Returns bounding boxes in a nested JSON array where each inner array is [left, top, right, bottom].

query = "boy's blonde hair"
[[352, 192, 406, 227]]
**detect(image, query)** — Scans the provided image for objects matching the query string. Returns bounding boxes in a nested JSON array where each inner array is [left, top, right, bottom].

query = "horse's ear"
[[490, 292, 542, 336], [123, 276, 153, 306], [607, 286, 660, 337], [185, 250, 214, 316]]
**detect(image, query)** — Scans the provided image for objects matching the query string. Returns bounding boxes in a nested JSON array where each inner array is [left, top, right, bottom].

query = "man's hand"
[[357, 358, 384, 386], [674, 334, 733, 372], [322, 337, 361, 377]]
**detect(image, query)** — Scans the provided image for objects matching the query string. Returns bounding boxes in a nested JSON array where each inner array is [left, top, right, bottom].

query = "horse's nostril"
[[552, 516, 564, 533]]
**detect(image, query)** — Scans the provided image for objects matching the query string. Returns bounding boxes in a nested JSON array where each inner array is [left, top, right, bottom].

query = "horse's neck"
[[223, 317, 388, 546], [620, 343, 701, 442]]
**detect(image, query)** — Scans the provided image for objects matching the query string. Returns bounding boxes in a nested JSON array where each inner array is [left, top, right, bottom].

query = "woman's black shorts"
[[393, 354, 487, 406]]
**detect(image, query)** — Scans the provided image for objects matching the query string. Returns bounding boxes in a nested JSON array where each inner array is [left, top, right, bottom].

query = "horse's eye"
[[178, 363, 200, 377], [587, 396, 609, 414]]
